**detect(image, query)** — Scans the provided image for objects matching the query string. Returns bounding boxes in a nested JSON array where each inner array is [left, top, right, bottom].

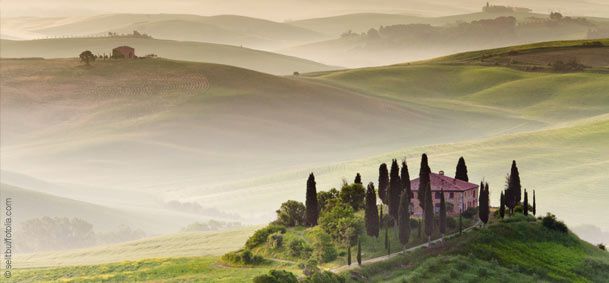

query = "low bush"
[[288, 238, 312, 258], [446, 217, 457, 230], [308, 229, 338, 263], [222, 249, 264, 265], [598, 243, 606, 251], [266, 232, 283, 249], [301, 270, 345, 283], [462, 207, 478, 219], [246, 224, 286, 249], [252, 269, 298, 283], [541, 213, 568, 233]]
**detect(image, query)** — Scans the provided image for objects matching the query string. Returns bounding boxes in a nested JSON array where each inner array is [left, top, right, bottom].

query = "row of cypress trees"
[[498, 160, 536, 219]]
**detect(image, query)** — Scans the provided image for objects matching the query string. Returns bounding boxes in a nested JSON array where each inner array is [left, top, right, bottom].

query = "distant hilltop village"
[[483, 2, 532, 13]]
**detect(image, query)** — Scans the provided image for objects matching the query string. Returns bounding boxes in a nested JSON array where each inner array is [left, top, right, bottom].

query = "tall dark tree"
[[398, 191, 411, 250], [401, 160, 413, 198], [499, 191, 506, 219], [305, 173, 319, 226], [388, 159, 402, 223], [424, 175, 434, 245], [439, 189, 447, 240], [354, 173, 362, 185], [508, 160, 522, 206], [532, 190, 537, 216], [347, 245, 352, 266], [379, 205, 383, 230], [454, 157, 469, 182], [418, 154, 431, 210], [384, 220, 389, 251], [523, 189, 529, 216], [356, 238, 362, 266], [479, 182, 489, 225], [365, 183, 380, 237], [378, 163, 389, 204]]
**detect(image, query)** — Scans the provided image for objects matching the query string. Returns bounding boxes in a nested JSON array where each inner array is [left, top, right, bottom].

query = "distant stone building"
[[112, 46, 136, 59], [409, 171, 479, 217]]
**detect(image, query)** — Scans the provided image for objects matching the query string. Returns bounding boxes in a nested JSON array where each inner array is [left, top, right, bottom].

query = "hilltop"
[[0, 37, 336, 75], [23, 14, 327, 50]]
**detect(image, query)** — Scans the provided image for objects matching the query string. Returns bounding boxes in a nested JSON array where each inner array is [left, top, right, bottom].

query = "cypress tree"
[[357, 238, 362, 266], [424, 175, 434, 245], [378, 163, 389, 205], [398, 191, 411, 250], [401, 160, 413, 198], [455, 157, 469, 182], [479, 182, 489, 225], [347, 245, 351, 266], [523, 189, 529, 216], [439, 189, 447, 240], [388, 159, 402, 222], [499, 191, 506, 219], [365, 183, 380, 237], [379, 205, 383, 231], [384, 221, 389, 251], [533, 190, 536, 216], [354, 173, 362, 184], [305, 173, 319, 226], [508, 160, 522, 206], [418, 154, 431, 210]]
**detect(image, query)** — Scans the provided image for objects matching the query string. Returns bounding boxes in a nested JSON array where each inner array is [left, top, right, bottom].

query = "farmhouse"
[[112, 46, 136, 59], [410, 171, 479, 216]]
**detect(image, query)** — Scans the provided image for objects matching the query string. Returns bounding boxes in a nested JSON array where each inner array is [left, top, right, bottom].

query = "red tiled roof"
[[410, 172, 478, 192]]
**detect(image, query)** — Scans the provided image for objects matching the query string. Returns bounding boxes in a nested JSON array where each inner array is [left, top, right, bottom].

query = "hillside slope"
[[14, 226, 258, 268], [347, 216, 609, 282], [0, 38, 336, 75]]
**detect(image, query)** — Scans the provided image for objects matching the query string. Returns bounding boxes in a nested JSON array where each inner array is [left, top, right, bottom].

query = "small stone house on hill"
[[112, 46, 136, 59], [410, 171, 479, 216]]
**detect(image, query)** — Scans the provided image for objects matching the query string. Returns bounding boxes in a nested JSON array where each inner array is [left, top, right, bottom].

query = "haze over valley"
[[1, 1, 609, 279]]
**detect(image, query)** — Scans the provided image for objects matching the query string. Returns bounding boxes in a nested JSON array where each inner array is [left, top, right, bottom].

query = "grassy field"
[[346, 215, 609, 282], [14, 226, 259, 268], [0, 37, 335, 75], [10, 256, 299, 282], [308, 62, 609, 122]]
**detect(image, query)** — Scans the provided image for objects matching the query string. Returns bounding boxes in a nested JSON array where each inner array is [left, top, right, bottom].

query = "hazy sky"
[[2, 0, 609, 20]]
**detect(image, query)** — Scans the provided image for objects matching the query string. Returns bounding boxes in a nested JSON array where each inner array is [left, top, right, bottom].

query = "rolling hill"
[[2, 40, 608, 241], [13, 226, 258, 268], [26, 14, 327, 50], [0, 37, 336, 75], [287, 11, 547, 36]]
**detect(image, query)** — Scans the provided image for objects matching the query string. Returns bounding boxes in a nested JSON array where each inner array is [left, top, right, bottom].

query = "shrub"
[[308, 229, 338, 263], [446, 217, 457, 230], [598, 243, 606, 251], [246, 225, 286, 249], [302, 270, 345, 283], [252, 269, 298, 283], [339, 183, 366, 211], [409, 218, 419, 229], [462, 207, 478, 219], [319, 203, 362, 244], [541, 213, 568, 233], [318, 188, 340, 212], [300, 259, 320, 276], [266, 232, 283, 249], [275, 200, 306, 227], [288, 238, 312, 258], [222, 249, 264, 265]]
